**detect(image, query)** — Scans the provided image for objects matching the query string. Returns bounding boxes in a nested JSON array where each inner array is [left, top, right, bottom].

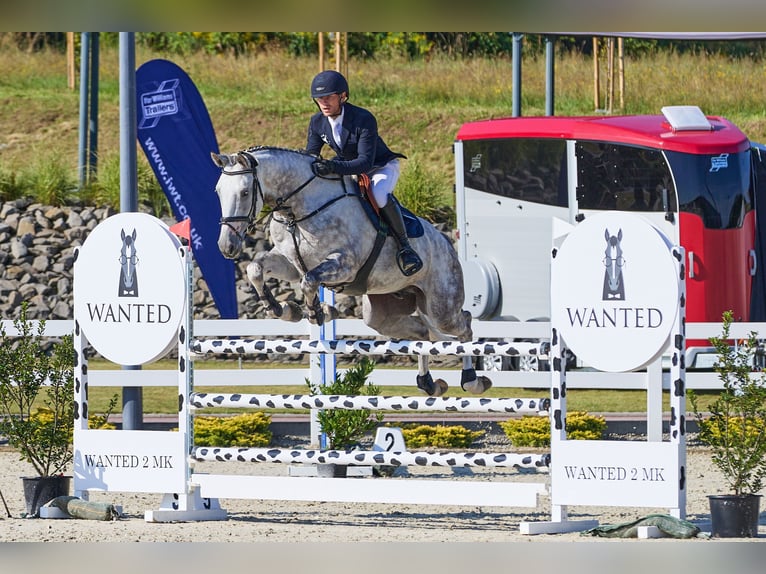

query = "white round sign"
[[73, 213, 187, 365], [551, 212, 679, 372]]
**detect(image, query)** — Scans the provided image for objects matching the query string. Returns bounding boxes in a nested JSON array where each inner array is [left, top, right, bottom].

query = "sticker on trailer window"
[[709, 153, 729, 172], [470, 154, 482, 172]]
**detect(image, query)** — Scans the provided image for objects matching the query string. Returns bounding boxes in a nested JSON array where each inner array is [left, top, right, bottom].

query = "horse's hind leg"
[[460, 356, 492, 395], [363, 294, 448, 397], [416, 356, 448, 397], [418, 283, 492, 395]]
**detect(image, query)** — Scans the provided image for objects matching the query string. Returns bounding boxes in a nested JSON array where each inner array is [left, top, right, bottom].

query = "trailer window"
[[666, 149, 752, 229], [575, 142, 675, 213], [463, 138, 567, 206]]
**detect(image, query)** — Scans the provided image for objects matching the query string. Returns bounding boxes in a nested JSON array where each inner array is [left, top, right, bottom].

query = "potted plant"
[[0, 303, 76, 517], [306, 357, 384, 476], [689, 310, 766, 537]]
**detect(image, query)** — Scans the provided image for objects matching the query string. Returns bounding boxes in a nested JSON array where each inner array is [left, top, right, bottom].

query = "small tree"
[[0, 303, 74, 477], [689, 311, 766, 495], [306, 358, 383, 449]]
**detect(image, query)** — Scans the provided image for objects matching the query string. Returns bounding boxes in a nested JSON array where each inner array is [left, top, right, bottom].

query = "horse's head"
[[212, 147, 323, 259], [211, 151, 262, 259]]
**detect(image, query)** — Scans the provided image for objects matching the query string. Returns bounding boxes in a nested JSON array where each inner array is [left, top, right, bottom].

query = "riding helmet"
[[310, 70, 349, 99]]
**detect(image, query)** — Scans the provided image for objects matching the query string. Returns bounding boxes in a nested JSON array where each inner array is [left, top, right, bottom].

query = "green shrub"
[[399, 423, 484, 449], [499, 411, 606, 447], [0, 165, 24, 202], [698, 416, 766, 446], [689, 310, 766, 495], [27, 155, 76, 206], [499, 415, 550, 447], [306, 358, 383, 449], [194, 412, 272, 447], [395, 159, 454, 224]]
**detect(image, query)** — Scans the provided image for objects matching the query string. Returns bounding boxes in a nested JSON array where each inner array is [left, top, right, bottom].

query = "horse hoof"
[[417, 374, 448, 397], [462, 375, 493, 395], [433, 379, 448, 397], [322, 304, 340, 322], [281, 302, 303, 322], [308, 307, 325, 326]]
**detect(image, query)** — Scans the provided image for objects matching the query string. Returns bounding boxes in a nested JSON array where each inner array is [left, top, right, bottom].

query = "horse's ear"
[[211, 152, 228, 168], [235, 153, 250, 169]]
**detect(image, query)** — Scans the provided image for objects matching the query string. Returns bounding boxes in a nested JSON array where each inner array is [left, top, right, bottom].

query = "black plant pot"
[[708, 494, 761, 538], [21, 475, 71, 517]]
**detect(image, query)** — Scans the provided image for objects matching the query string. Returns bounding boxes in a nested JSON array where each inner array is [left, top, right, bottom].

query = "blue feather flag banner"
[[136, 58, 237, 319]]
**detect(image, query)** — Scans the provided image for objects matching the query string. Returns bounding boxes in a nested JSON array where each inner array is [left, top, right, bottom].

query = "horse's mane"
[[242, 145, 318, 161]]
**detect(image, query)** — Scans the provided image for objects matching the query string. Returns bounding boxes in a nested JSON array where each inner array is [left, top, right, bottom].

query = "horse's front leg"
[[300, 257, 352, 325], [246, 249, 304, 322]]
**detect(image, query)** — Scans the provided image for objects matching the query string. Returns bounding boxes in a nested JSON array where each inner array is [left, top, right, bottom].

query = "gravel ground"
[[2, 434, 765, 574]]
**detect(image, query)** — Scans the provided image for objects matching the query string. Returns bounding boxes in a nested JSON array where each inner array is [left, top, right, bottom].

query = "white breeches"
[[368, 159, 400, 207]]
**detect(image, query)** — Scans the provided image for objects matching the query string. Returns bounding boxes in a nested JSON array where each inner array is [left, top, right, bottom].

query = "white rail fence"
[[3, 318, 765, 391]]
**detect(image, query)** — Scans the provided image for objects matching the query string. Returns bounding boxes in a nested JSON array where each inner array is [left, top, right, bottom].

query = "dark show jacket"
[[305, 102, 405, 176]]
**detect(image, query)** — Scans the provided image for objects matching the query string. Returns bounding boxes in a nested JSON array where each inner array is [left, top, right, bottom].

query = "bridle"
[[217, 147, 357, 247], [218, 151, 266, 239]]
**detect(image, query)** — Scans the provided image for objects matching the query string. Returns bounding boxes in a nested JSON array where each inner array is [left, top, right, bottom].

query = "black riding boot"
[[380, 199, 423, 276]]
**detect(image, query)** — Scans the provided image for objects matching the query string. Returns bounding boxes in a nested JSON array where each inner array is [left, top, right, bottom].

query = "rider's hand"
[[312, 159, 336, 177]]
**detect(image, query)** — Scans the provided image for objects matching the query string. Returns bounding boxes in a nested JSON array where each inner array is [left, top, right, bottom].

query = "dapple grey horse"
[[211, 146, 491, 397]]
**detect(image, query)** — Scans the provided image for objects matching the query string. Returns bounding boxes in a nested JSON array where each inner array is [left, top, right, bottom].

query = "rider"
[[305, 69, 423, 277]]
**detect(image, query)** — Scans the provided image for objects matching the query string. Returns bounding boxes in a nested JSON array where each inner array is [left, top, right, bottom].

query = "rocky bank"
[[0, 198, 364, 322]]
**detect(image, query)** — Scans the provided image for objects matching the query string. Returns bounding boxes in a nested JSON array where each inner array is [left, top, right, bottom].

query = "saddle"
[[355, 173, 424, 238]]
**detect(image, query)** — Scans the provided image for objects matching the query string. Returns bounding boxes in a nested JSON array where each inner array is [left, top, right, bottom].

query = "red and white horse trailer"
[[455, 106, 766, 370]]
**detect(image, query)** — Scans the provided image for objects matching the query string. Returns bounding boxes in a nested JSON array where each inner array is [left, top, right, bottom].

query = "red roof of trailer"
[[456, 114, 751, 155]]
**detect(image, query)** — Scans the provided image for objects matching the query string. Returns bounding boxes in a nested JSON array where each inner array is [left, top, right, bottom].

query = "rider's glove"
[[312, 159, 336, 177]]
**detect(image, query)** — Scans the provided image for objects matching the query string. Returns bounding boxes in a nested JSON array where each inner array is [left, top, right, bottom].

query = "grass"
[[82, 357, 720, 415], [3, 44, 766, 216], [86, 386, 718, 417]]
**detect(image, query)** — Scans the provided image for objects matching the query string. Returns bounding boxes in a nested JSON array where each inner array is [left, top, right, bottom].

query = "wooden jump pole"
[[318, 32, 325, 71], [67, 32, 75, 90], [592, 37, 600, 111]]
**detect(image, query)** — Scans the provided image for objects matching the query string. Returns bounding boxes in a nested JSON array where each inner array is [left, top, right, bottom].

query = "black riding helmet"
[[310, 70, 349, 100]]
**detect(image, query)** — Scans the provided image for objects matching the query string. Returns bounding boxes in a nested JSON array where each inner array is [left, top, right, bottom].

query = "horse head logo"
[[118, 228, 139, 297], [602, 228, 625, 300]]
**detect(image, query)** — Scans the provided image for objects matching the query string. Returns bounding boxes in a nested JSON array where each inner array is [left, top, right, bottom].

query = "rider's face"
[[315, 93, 345, 118]]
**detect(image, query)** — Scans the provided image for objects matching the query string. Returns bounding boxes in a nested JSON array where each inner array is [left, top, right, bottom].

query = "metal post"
[[512, 33, 523, 117], [119, 32, 143, 430], [545, 35, 555, 116], [77, 32, 90, 188], [88, 33, 99, 178]]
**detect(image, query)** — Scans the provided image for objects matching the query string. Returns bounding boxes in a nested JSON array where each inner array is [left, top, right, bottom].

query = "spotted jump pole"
[[194, 447, 550, 469], [189, 392, 550, 414], [190, 337, 548, 359]]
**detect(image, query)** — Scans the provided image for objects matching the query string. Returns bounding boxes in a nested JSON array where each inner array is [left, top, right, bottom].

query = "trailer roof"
[[456, 114, 751, 155]]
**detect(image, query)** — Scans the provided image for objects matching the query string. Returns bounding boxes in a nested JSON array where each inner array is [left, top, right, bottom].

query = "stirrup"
[[397, 247, 423, 276]]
